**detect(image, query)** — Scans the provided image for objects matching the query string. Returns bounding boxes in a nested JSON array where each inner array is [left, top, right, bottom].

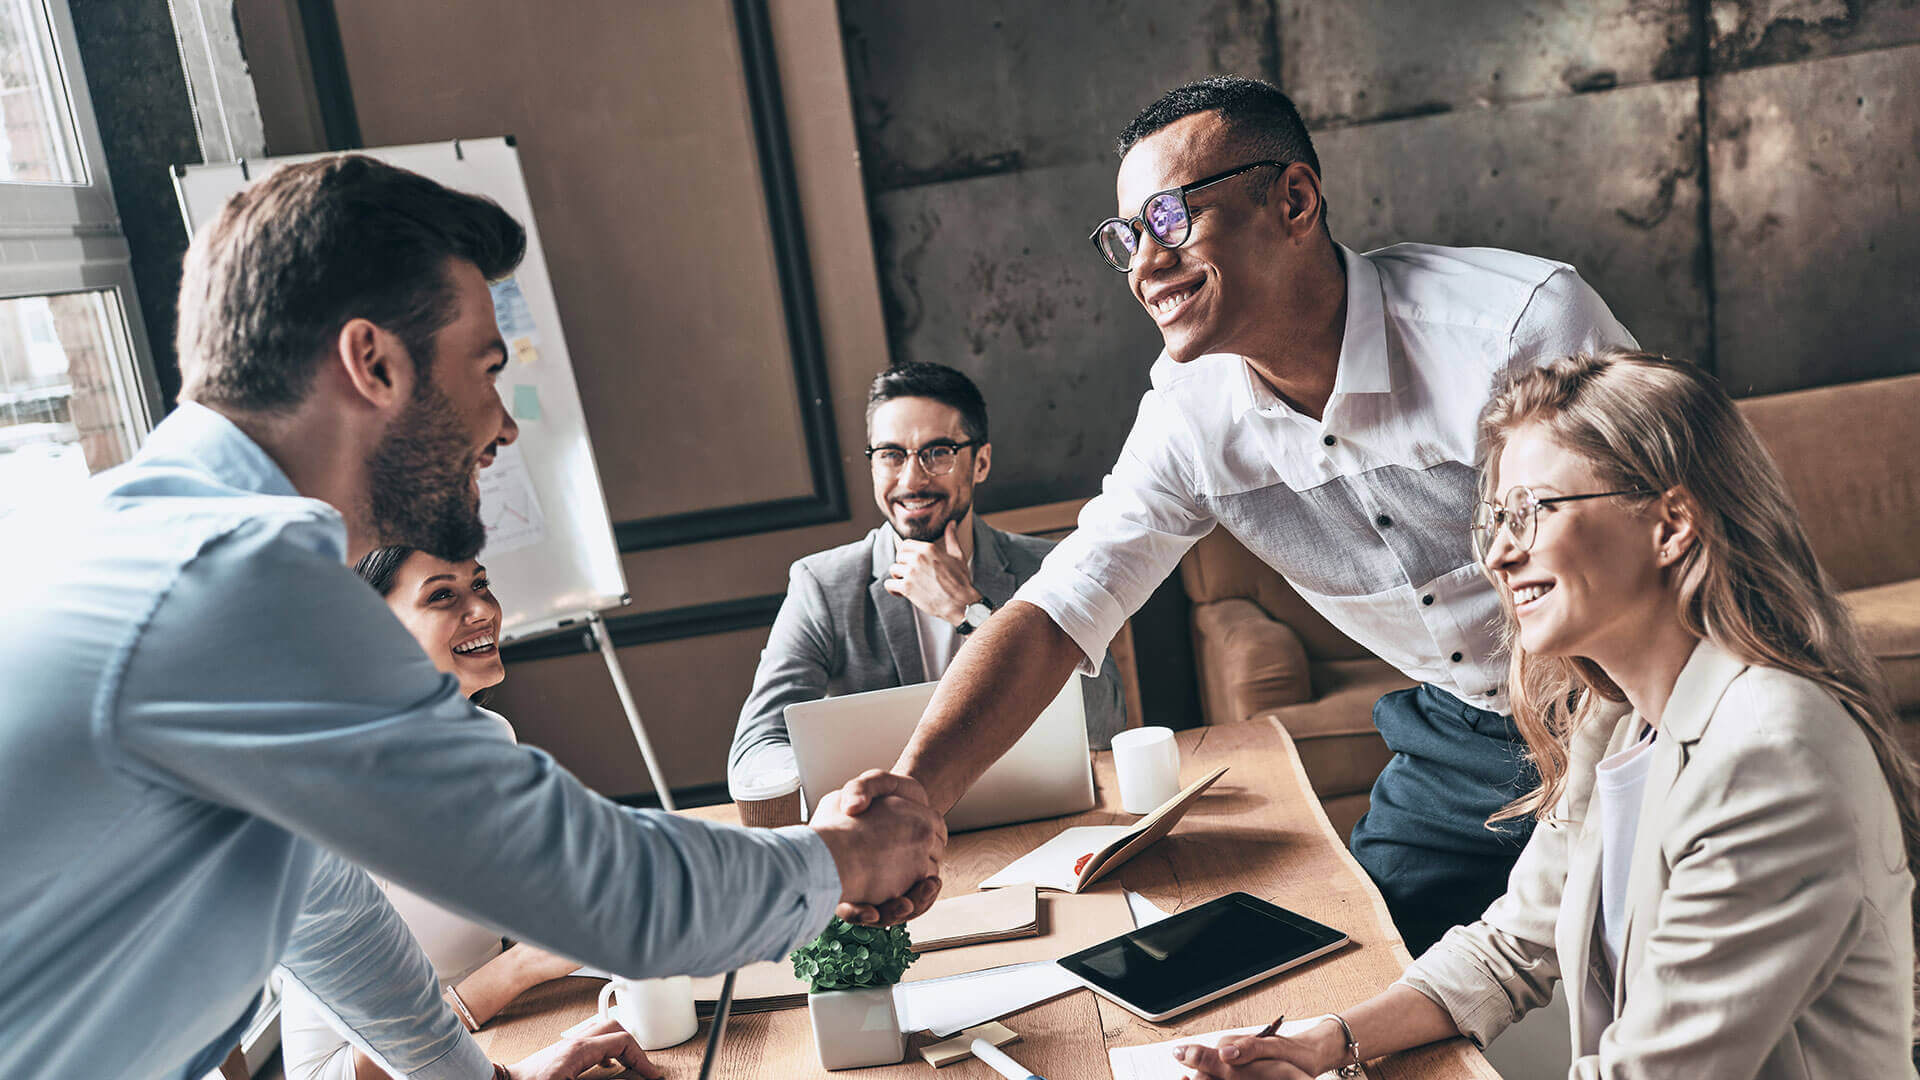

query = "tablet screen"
[[1057, 893, 1347, 1018]]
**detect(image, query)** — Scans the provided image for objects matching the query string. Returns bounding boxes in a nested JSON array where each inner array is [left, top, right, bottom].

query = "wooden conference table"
[[475, 720, 1500, 1079]]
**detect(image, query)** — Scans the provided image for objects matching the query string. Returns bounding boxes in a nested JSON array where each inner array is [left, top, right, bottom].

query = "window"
[[0, 0, 159, 515]]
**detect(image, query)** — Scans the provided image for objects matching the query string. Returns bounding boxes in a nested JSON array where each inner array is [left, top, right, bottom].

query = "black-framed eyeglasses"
[[1089, 160, 1289, 272], [1471, 485, 1654, 563], [864, 440, 980, 476]]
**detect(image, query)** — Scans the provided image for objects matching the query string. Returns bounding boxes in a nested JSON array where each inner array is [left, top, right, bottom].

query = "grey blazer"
[[1400, 640, 1916, 1079], [728, 516, 1127, 791]]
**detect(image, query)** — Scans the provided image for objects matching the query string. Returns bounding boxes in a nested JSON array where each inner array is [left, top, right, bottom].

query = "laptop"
[[787, 677, 1095, 832]]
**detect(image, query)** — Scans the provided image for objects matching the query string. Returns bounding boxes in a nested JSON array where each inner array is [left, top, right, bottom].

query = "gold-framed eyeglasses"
[[1471, 484, 1652, 563], [864, 440, 980, 476]]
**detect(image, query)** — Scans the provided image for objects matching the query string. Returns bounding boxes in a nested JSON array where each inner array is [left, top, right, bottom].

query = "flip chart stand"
[[587, 610, 676, 812]]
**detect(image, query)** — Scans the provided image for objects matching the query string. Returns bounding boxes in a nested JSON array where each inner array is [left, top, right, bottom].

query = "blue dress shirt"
[[0, 403, 841, 1079]]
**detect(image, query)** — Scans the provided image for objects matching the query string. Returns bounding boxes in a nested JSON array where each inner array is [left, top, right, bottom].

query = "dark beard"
[[364, 377, 487, 561], [893, 494, 971, 543]]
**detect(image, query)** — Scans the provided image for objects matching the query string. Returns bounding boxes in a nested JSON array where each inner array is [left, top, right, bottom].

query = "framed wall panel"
[[295, 0, 845, 550]]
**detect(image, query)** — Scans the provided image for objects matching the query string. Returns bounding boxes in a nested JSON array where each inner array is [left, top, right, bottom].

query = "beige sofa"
[[1181, 372, 1920, 842]]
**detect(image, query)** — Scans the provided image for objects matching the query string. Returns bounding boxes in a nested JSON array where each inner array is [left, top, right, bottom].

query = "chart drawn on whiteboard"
[[478, 442, 547, 557]]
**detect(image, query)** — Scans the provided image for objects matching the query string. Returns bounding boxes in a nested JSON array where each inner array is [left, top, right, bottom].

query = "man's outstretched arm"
[[895, 600, 1084, 814]]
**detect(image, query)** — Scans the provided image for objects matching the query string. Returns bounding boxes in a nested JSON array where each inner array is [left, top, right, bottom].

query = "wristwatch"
[[955, 598, 994, 635]]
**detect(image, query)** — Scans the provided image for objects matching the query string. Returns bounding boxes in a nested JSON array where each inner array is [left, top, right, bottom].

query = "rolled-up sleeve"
[[104, 516, 841, 982], [1014, 390, 1214, 676], [1395, 815, 1568, 1047], [277, 853, 489, 1080]]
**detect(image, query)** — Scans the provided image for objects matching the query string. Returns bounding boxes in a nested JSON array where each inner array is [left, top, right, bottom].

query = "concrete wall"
[[841, 0, 1920, 496]]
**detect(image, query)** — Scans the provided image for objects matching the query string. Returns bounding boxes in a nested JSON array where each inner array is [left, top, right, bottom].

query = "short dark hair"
[[352, 545, 416, 597], [866, 362, 988, 444], [177, 154, 527, 412], [1116, 75, 1322, 202]]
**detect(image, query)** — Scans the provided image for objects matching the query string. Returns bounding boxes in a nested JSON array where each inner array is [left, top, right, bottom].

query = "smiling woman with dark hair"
[[1176, 351, 1917, 1079], [279, 549, 657, 1080]]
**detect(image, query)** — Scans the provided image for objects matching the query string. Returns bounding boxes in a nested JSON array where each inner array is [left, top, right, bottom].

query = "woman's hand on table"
[[1175, 1025, 1344, 1080], [502, 1016, 661, 1080]]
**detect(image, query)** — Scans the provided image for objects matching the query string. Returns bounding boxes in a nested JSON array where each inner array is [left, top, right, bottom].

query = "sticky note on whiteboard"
[[512, 384, 542, 421]]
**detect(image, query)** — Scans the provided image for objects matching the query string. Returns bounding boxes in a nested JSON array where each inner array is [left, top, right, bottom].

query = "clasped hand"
[[809, 769, 946, 925]]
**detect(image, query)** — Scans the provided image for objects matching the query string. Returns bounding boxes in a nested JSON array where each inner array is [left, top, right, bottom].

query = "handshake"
[[807, 770, 950, 925]]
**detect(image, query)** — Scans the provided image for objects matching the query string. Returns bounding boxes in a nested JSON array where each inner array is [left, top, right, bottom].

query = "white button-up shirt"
[[1015, 243, 1635, 715]]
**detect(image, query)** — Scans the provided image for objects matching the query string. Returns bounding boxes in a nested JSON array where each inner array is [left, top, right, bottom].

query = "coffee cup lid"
[[732, 765, 801, 801]]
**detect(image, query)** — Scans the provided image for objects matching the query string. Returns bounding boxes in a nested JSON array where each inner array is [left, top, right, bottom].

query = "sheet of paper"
[[1108, 1021, 1339, 1080], [893, 960, 1082, 1038], [1124, 890, 1173, 927], [978, 824, 1134, 891], [476, 442, 547, 557]]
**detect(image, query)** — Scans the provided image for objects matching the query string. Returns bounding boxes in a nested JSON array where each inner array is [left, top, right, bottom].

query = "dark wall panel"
[[841, 0, 1277, 193], [1708, 44, 1920, 396], [869, 158, 1159, 512], [1319, 79, 1711, 364], [1708, 0, 1920, 71], [1281, 0, 1699, 126]]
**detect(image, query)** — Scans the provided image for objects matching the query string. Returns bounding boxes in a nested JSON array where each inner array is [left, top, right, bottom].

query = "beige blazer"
[[1400, 639, 1915, 1079]]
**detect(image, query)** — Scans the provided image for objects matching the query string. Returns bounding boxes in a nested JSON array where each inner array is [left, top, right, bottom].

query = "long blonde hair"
[[1477, 352, 1919, 914]]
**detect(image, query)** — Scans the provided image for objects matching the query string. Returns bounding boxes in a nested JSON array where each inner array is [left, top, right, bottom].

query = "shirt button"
[[1421, 594, 1434, 606], [1375, 513, 1392, 529], [1452, 652, 1464, 662], [1322, 434, 1336, 446]]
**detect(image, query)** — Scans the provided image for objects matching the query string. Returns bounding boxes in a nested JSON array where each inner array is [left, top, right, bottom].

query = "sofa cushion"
[[1843, 577, 1920, 713], [1737, 374, 1920, 593], [1192, 598, 1312, 723]]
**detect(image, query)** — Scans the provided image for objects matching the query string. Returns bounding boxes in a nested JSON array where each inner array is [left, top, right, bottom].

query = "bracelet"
[[492, 1065, 511, 1080], [444, 984, 481, 1033], [1312, 1013, 1363, 1077]]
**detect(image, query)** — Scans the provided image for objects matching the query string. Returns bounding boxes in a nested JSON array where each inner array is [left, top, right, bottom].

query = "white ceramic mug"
[[597, 975, 698, 1050], [1110, 726, 1182, 813]]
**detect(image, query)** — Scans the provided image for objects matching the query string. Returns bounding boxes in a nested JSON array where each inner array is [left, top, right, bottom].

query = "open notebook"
[[980, 766, 1228, 892]]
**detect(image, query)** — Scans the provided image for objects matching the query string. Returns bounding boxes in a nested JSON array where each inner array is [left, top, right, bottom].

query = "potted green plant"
[[790, 917, 916, 1069]]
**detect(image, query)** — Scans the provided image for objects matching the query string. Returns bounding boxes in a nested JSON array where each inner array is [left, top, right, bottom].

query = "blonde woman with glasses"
[[1177, 351, 1917, 1079]]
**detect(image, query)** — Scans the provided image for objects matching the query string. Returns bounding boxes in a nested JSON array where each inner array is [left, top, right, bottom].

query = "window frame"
[[0, 0, 164, 441]]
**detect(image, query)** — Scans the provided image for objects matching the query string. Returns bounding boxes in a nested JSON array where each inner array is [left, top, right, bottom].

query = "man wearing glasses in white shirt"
[[835, 76, 1636, 952]]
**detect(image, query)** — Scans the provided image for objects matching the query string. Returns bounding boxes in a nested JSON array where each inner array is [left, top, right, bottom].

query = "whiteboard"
[[175, 137, 629, 640]]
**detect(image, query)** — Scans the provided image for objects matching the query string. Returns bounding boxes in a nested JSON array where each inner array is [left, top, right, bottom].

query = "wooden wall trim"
[[501, 592, 785, 663], [296, 0, 848, 553]]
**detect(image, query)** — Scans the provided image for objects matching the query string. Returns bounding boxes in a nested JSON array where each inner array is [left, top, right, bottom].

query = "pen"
[[970, 1037, 1046, 1080], [1255, 1012, 1287, 1038]]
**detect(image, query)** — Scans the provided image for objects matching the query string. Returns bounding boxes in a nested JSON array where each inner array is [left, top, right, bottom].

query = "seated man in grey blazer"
[[729, 361, 1126, 796]]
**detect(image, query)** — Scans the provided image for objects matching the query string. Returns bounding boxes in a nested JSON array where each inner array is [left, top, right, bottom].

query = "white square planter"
[[807, 986, 906, 1070]]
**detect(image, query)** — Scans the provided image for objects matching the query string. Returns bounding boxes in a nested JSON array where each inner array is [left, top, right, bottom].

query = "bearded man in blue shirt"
[[0, 156, 943, 1080]]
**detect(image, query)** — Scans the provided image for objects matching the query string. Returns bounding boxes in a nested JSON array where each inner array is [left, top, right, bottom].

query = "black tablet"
[[1056, 892, 1350, 1021]]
